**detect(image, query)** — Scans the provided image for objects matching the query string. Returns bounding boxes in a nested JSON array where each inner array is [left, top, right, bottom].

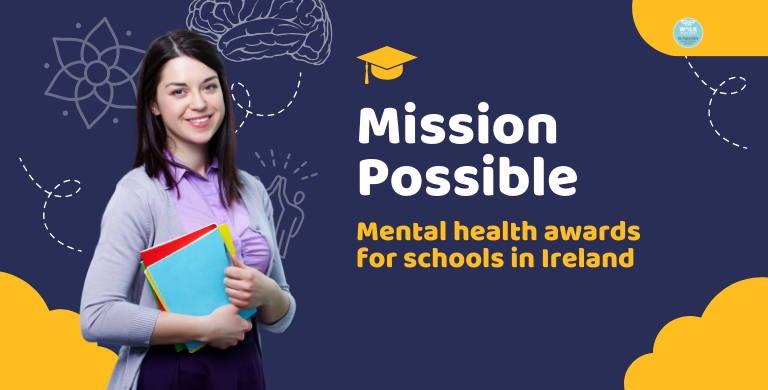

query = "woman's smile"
[[186, 114, 213, 128]]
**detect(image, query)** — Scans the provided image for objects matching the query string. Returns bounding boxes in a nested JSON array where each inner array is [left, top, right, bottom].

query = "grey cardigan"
[[80, 166, 296, 390]]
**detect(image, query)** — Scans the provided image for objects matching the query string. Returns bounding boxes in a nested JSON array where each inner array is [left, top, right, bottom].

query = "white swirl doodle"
[[685, 56, 748, 149], [231, 73, 302, 132], [19, 157, 83, 252]]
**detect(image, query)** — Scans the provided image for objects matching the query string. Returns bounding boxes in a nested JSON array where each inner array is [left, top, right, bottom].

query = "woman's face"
[[151, 56, 225, 152]]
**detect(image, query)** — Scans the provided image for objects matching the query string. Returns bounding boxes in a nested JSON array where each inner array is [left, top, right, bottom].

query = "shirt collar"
[[161, 148, 219, 189]]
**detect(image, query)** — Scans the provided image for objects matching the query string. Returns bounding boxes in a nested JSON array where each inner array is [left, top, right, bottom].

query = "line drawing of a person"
[[264, 175, 305, 259]]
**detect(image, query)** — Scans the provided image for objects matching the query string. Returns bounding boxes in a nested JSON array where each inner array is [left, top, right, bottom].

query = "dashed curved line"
[[685, 57, 748, 150], [19, 157, 83, 252], [231, 72, 302, 133], [708, 83, 747, 149]]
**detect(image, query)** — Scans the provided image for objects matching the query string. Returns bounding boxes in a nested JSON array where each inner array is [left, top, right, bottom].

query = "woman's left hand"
[[223, 257, 279, 310]]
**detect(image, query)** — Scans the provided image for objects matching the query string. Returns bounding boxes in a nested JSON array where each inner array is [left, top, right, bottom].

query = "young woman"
[[80, 30, 296, 390]]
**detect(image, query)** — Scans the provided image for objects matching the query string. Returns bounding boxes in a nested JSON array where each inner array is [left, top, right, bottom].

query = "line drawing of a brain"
[[186, 0, 332, 65]]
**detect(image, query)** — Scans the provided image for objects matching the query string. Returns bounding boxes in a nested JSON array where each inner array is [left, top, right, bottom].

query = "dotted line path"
[[231, 72, 302, 133], [19, 157, 83, 252], [230, 81, 253, 133], [685, 56, 748, 150]]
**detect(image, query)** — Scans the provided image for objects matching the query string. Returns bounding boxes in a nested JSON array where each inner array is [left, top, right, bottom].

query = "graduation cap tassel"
[[358, 47, 416, 83]]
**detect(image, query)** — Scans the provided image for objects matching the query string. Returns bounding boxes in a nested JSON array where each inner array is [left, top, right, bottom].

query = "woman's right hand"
[[201, 304, 252, 349]]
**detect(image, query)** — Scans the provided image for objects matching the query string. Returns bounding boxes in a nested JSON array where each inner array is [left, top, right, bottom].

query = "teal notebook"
[[144, 228, 257, 352]]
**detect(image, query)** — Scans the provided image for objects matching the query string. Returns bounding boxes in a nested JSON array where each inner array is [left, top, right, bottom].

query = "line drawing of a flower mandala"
[[44, 17, 145, 129]]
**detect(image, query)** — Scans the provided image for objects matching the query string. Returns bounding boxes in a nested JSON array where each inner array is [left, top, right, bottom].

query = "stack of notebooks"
[[140, 223, 257, 353]]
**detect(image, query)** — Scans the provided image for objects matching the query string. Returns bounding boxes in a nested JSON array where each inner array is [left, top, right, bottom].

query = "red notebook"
[[141, 223, 218, 267]]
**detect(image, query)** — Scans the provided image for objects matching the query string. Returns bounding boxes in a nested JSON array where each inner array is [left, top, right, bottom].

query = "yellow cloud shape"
[[0, 272, 117, 389], [633, 0, 768, 56], [625, 277, 768, 389]]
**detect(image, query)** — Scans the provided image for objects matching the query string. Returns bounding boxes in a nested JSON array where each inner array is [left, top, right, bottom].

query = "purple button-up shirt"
[[161, 149, 271, 274]]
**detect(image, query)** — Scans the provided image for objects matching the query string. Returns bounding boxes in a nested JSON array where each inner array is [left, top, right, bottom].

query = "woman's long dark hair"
[[133, 29, 243, 208]]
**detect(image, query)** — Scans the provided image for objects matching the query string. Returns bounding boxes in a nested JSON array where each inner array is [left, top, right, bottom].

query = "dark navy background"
[[3, 1, 767, 388]]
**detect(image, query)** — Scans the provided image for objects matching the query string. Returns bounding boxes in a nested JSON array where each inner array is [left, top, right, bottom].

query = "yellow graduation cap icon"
[[357, 46, 417, 84]]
